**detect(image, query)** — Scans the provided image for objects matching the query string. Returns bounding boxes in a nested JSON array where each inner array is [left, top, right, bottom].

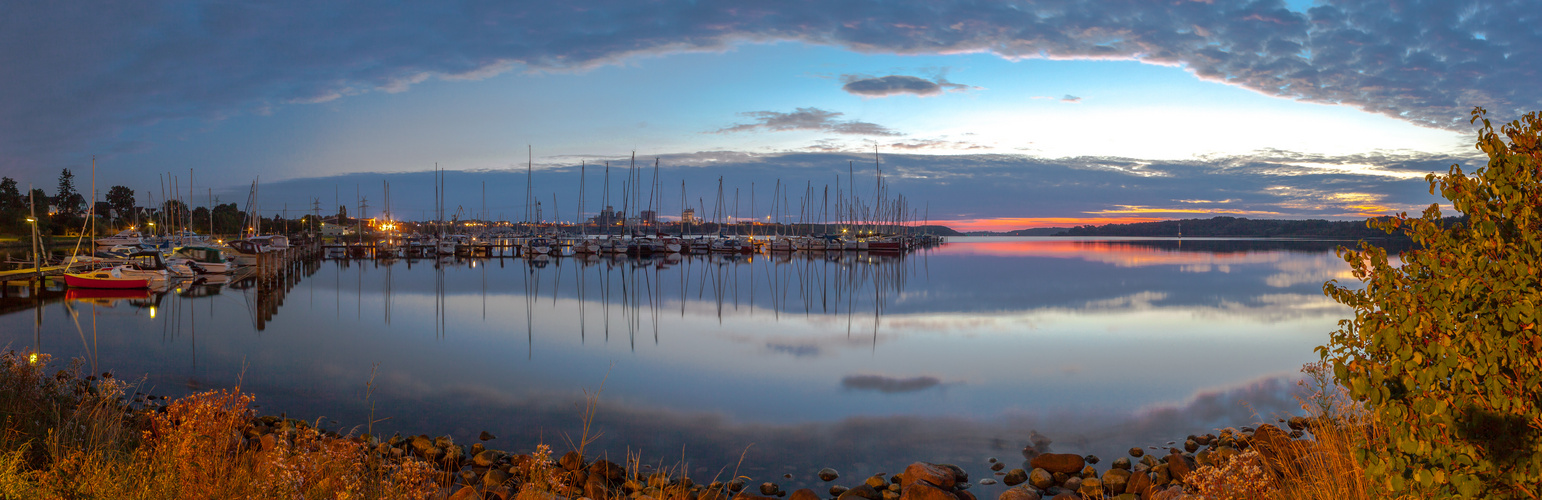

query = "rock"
[[1215, 446, 1240, 465], [448, 486, 481, 500], [1028, 469, 1053, 490], [726, 478, 747, 493], [899, 463, 955, 489], [485, 468, 511, 489], [1001, 469, 1027, 486], [990, 462, 1005, 472], [889, 483, 901, 492], [1079, 466, 1095, 479], [1110, 457, 1130, 471], [1062, 476, 1081, 492], [1251, 424, 1293, 465], [1050, 472, 1068, 485], [650, 473, 672, 489], [1083, 455, 1099, 465], [1076, 478, 1102, 498], [1048, 493, 1078, 500], [1028, 454, 1084, 475], [474, 450, 500, 468], [480, 431, 497, 441], [434, 435, 454, 449], [734, 494, 779, 500], [819, 468, 840, 482], [837, 484, 882, 500], [957, 490, 977, 500], [868, 475, 891, 489], [978, 479, 997, 486], [997, 486, 1041, 500], [1100, 469, 1130, 495], [830, 486, 849, 497], [1114, 495, 1139, 500], [1287, 416, 1310, 431], [1128, 447, 1144, 458], [760, 483, 780, 496], [1184, 439, 1199, 453], [586, 476, 613, 499], [1195, 434, 1215, 447], [1164, 454, 1193, 483], [882, 490, 901, 500], [1126, 470, 1153, 499], [1152, 463, 1170, 487], [939, 464, 968, 484], [591, 459, 625, 482], [789, 488, 820, 500], [561, 451, 586, 471], [1138, 455, 1159, 469], [898, 481, 956, 500]]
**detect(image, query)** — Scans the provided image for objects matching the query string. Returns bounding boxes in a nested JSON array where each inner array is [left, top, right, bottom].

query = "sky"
[[2, 0, 1536, 230]]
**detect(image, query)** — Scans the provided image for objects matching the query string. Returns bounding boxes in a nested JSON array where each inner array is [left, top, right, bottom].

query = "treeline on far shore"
[[978, 216, 1450, 240]]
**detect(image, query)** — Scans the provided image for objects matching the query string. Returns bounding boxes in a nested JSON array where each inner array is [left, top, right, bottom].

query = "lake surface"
[[0, 237, 1362, 491]]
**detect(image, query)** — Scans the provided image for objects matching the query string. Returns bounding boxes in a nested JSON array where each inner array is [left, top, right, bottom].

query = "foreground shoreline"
[[1, 351, 1352, 500]]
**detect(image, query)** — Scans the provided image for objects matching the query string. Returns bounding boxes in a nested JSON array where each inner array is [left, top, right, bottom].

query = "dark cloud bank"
[[4, 0, 1538, 174]]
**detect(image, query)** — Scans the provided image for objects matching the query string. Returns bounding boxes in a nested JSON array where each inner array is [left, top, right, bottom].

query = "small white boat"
[[169, 245, 231, 274], [94, 230, 144, 246]]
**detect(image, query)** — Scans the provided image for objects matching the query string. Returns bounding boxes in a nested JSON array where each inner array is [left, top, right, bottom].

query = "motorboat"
[[63, 266, 150, 289], [168, 245, 231, 274], [94, 230, 144, 246], [247, 235, 290, 251], [121, 251, 192, 279]]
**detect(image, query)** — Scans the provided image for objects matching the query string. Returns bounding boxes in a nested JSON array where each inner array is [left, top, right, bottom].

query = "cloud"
[[840, 74, 977, 97], [714, 108, 900, 136], [1060, 95, 1082, 103], [885, 139, 989, 150], [5, 0, 1530, 177], [841, 374, 947, 393]]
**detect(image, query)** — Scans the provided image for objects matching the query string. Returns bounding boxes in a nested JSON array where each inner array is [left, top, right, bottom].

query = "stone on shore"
[[560, 451, 585, 471], [898, 480, 957, 500], [1028, 454, 1084, 474], [819, 468, 841, 482], [1027, 469, 1053, 490], [899, 462, 956, 489], [1110, 457, 1130, 471], [838, 484, 882, 500], [760, 482, 780, 496], [1001, 469, 1027, 486], [1100, 469, 1130, 495], [1128, 447, 1144, 458], [789, 488, 820, 500], [1165, 453, 1194, 483], [997, 486, 1041, 500]]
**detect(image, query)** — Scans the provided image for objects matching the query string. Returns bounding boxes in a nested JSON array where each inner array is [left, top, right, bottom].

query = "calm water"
[[0, 237, 1359, 490]]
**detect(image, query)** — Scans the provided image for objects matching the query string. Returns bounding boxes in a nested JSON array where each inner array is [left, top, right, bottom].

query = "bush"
[[1319, 108, 1542, 498]]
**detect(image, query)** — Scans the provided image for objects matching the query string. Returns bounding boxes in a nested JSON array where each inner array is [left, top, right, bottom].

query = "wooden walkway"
[[0, 263, 88, 282]]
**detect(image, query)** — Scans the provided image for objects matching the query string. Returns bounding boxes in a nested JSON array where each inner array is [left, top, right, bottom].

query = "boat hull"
[[64, 272, 150, 289]]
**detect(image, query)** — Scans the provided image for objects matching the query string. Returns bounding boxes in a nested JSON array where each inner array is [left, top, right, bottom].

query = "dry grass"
[[1184, 361, 1415, 500], [0, 351, 445, 499]]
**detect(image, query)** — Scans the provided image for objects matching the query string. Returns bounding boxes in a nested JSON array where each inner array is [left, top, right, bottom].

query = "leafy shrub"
[[1319, 108, 1542, 498]]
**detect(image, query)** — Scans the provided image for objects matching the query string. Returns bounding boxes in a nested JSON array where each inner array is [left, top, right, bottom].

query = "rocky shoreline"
[[239, 411, 1321, 500]]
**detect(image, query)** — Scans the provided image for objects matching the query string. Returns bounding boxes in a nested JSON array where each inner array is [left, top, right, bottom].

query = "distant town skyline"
[[3, 1, 1531, 230]]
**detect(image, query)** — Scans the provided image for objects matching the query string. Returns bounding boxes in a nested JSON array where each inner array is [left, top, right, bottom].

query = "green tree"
[[55, 168, 83, 215], [105, 185, 135, 224], [0, 177, 21, 232], [1320, 108, 1542, 498]]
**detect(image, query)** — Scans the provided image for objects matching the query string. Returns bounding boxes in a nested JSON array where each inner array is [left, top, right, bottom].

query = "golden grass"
[[1181, 361, 1421, 500]]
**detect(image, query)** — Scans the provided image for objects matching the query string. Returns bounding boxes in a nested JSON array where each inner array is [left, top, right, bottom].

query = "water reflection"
[[0, 237, 1362, 492]]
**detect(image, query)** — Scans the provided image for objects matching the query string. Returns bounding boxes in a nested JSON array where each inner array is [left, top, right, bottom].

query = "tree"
[[1320, 108, 1541, 498], [105, 185, 135, 224], [55, 168, 83, 215], [0, 177, 21, 232]]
